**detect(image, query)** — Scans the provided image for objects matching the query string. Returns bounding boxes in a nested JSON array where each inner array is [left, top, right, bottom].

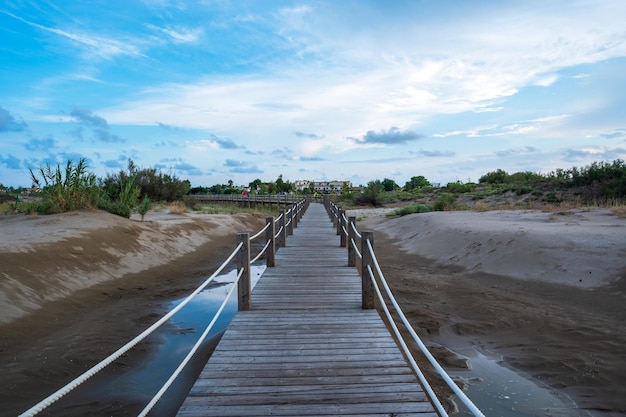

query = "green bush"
[[354, 180, 387, 206], [445, 182, 476, 193], [433, 193, 457, 211], [389, 204, 432, 216], [102, 200, 133, 218], [137, 196, 152, 221], [479, 169, 508, 184]]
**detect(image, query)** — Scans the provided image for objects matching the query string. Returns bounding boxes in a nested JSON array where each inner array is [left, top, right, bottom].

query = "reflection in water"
[[451, 348, 592, 417], [48, 265, 265, 417]]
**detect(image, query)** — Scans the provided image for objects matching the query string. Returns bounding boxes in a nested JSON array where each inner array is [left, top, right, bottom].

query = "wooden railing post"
[[336, 208, 343, 237], [279, 209, 287, 248], [287, 206, 294, 236], [361, 231, 375, 309], [292, 203, 299, 229], [237, 232, 251, 311], [339, 210, 347, 247], [348, 216, 356, 267], [266, 216, 275, 267]]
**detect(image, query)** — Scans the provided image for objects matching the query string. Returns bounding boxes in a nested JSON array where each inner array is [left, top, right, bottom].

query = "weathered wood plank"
[[175, 203, 437, 417], [177, 403, 438, 417]]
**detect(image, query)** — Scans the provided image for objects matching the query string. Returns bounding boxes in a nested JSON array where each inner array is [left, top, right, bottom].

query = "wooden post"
[[336, 208, 342, 236], [287, 206, 294, 236], [279, 209, 286, 248], [348, 216, 356, 267], [266, 216, 275, 267], [237, 233, 251, 311], [361, 231, 375, 309], [292, 203, 299, 229], [339, 210, 347, 247]]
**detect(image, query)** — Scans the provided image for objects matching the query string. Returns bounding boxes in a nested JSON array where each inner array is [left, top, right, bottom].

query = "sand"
[[354, 207, 626, 416], [1, 206, 625, 416], [0, 208, 266, 416]]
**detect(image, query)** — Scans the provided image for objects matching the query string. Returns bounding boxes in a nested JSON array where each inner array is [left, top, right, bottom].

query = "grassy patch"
[[388, 204, 432, 217]]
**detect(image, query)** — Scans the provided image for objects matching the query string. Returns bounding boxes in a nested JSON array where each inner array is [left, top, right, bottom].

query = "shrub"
[[479, 169, 508, 184], [137, 196, 152, 221], [433, 193, 457, 211], [389, 204, 432, 216], [103, 200, 132, 218], [354, 180, 386, 206], [445, 182, 476, 193], [168, 201, 187, 215]]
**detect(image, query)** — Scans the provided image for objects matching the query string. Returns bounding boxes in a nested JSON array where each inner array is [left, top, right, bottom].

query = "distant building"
[[295, 180, 352, 194]]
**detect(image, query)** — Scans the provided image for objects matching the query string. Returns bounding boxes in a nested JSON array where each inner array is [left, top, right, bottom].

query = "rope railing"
[[137, 266, 244, 417], [250, 221, 270, 241], [19, 197, 310, 417], [251, 239, 272, 264], [366, 264, 448, 416], [18, 241, 243, 417], [322, 196, 484, 416], [365, 239, 486, 416], [350, 236, 362, 260]]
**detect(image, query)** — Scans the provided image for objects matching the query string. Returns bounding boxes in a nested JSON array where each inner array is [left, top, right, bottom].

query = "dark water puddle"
[[450, 347, 592, 417], [42, 265, 265, 417]]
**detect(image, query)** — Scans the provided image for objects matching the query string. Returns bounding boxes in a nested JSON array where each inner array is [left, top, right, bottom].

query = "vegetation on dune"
[[2, 158, 625, 218], [28, 158, 100, 214]]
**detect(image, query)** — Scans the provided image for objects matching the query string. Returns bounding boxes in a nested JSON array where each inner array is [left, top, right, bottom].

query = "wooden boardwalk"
[[176, 203, 438, 417]]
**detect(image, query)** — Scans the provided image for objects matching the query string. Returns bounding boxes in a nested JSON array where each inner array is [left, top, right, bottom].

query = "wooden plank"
[[175, 203, 438, 417]]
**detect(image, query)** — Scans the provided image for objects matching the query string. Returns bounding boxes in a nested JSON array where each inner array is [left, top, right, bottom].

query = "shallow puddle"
[[47, 265, 265, 416], [450, 347, 592, 417]]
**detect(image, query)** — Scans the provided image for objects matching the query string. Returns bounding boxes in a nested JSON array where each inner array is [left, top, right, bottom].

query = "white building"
[[295, 180, 352, 194]]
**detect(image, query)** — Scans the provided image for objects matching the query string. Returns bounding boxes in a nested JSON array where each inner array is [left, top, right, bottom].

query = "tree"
[[381, 178, 399, 192], [479, 169, 508, 184], [275, 175, 293, 193], [249, 178, 262, 191], [404, 175, 431, 190], [355, 180, 386, 206]]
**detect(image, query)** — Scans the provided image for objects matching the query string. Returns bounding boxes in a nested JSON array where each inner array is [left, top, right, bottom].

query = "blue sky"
[[1, 0, 625, 188]]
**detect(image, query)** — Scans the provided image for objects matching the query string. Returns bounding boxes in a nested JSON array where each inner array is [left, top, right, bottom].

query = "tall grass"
[[29, 158, 100, 214]]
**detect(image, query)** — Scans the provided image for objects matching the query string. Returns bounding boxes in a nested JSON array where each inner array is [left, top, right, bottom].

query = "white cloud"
[[145, 24, 203, 43], [1, 11, 143, 59]]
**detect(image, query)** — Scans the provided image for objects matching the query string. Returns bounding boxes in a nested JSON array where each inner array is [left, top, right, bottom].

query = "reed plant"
[[29, 158, 100, 214]]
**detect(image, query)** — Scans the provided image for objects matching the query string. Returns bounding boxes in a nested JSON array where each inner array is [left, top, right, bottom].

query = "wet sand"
[[356, 208, 626, 416]]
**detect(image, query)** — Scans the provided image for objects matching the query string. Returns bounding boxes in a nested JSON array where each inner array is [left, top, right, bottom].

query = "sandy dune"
[[354, 208, 626, 288], [355, 207, 626, 415]]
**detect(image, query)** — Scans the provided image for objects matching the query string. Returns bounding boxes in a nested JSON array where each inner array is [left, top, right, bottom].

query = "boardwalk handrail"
[[324, 197, 485, 417], [19, 197, 309, 417], [189, 193, 300, 205]]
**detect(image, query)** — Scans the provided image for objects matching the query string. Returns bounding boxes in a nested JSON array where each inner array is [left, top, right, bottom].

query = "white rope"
[[251, 239, 271, 264], [18, 242, 244, 417], [250, 222, 270, 241], [274, 226, 283, 239], [350, 238, 362, 260], [367, 264, 448, 416], [366, 240, 486, 417], [351, 221, 362, 239], [137, 268, 244, 417]]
